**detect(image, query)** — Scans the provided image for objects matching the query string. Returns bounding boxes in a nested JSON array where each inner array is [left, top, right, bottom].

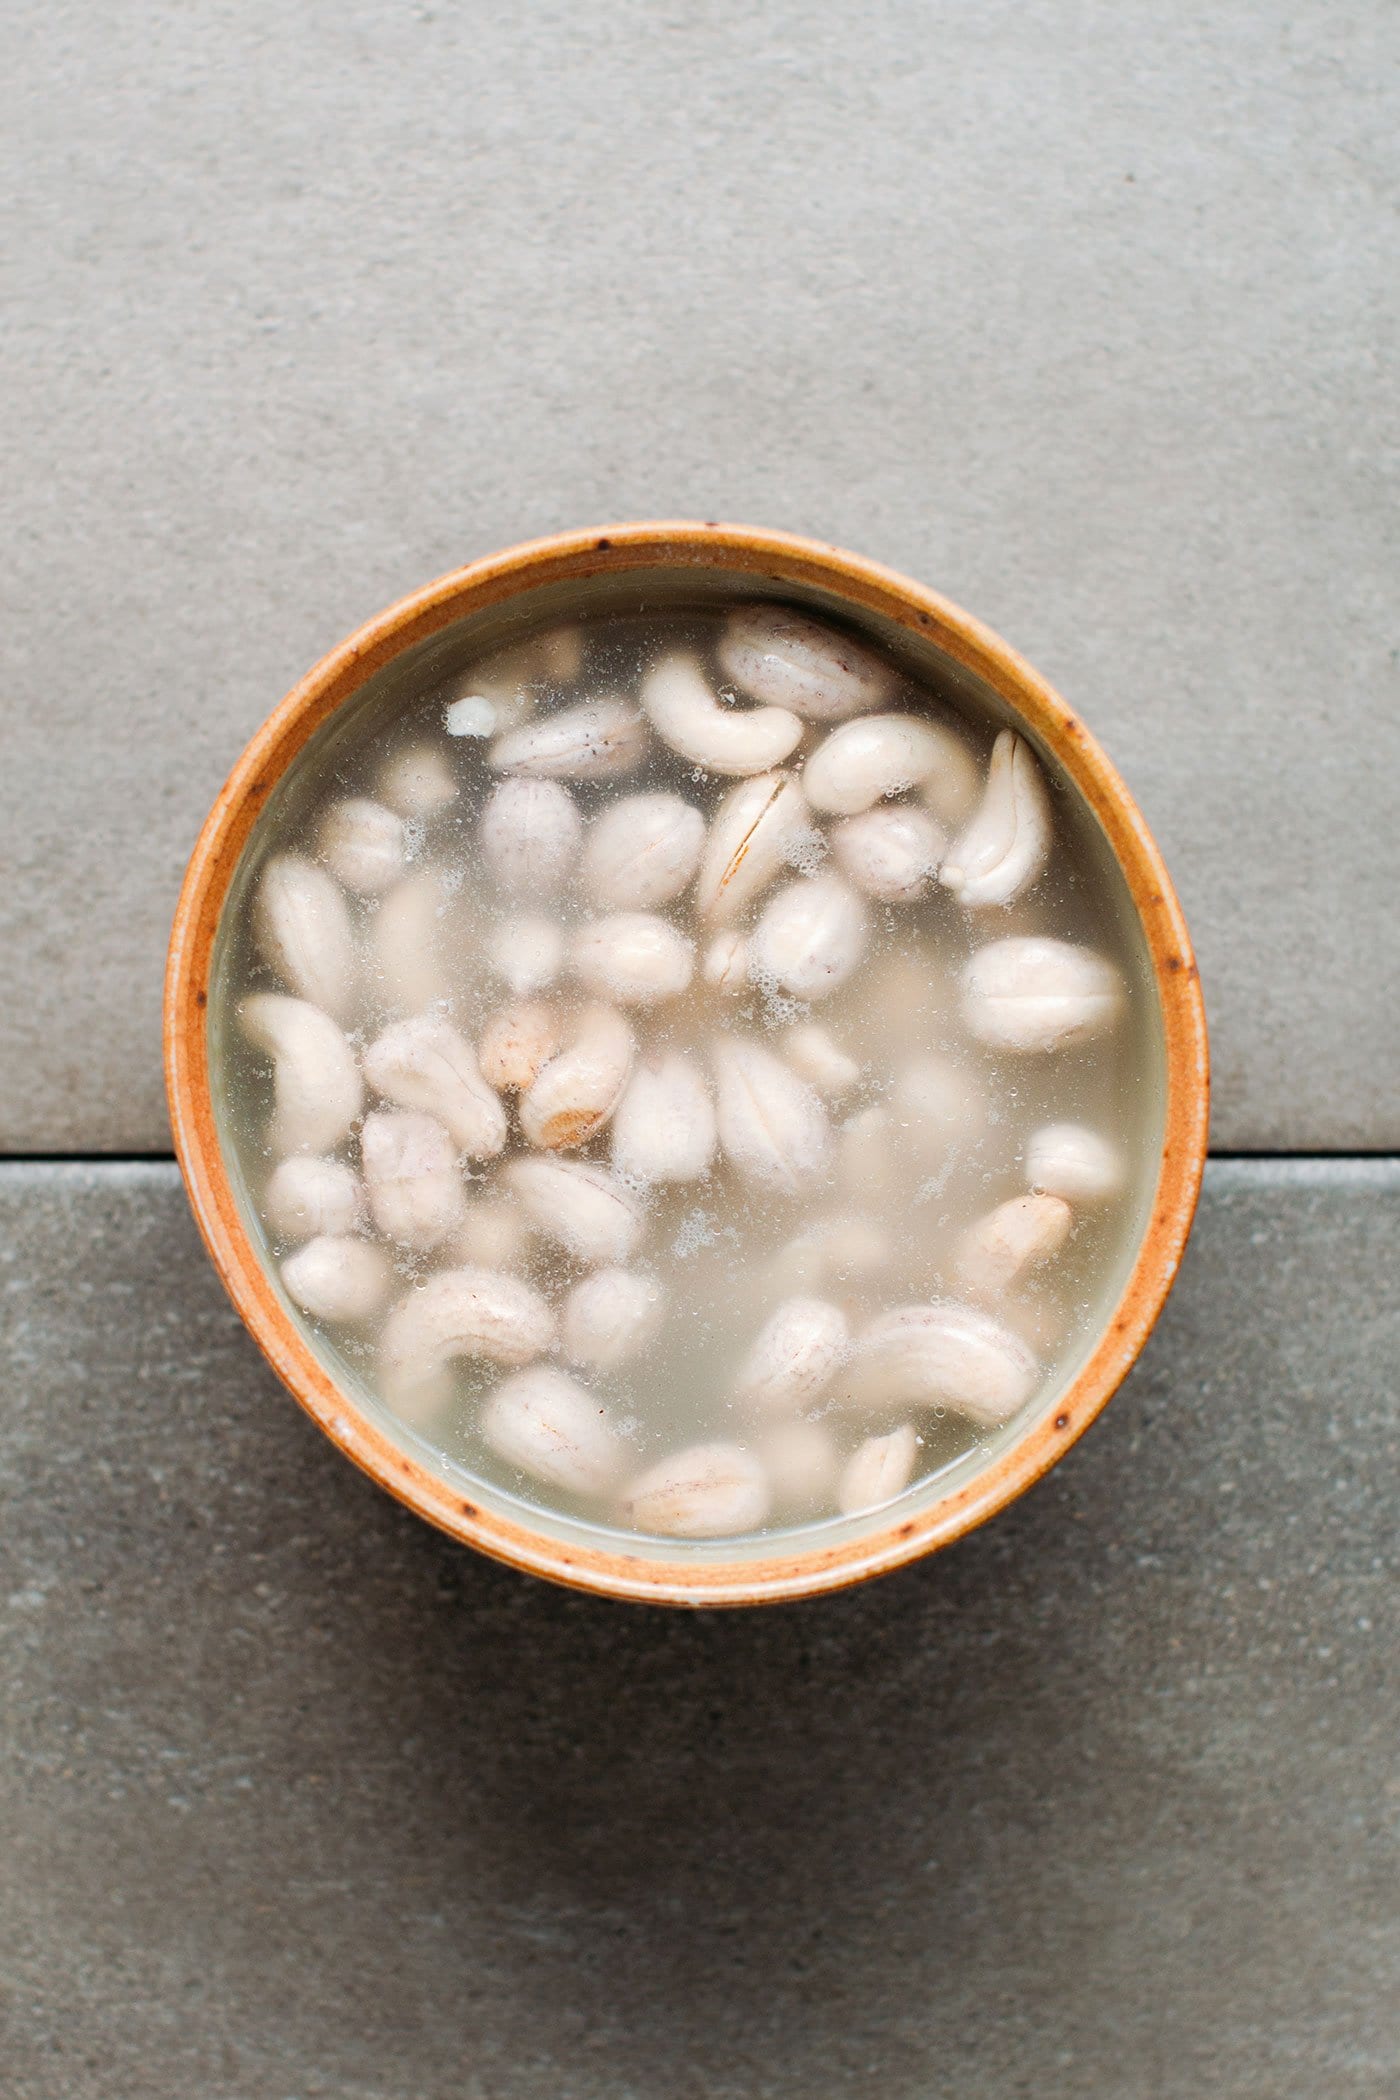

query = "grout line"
[[0, 1150, 1398, 1167]]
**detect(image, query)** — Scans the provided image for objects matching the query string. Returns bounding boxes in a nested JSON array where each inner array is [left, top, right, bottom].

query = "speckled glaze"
[[165, 522, 1209, 1606]]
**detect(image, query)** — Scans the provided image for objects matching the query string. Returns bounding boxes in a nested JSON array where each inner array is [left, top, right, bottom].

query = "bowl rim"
[[164, 519, 1209, 1607]]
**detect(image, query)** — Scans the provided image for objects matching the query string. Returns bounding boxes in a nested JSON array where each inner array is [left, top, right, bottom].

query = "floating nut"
[[749, 874, 869, 1001], [832, 804, 946, 902], [477, 999, 563, 1092], [360, 1109, 465, 1250], [448, 1196, 533, 1271], [562, 1268, 665, 1371], [781, 1023, 862, 1099], [761, 1420, 841, 1512], [623, 1441, 771, 1538], [239, 994, 364, 1156], [611, 1052, 716, 1183], [377, 742, 459, 820], [800, 713, 955, 816], [703, 929, 749, 993], [838, 1425, 919, 1516], [768, 1212, 894, 1296], [734, 1297, 849, 1411], [1025, 1122, 1125, 1206], [844, 1302, 1038, 1425], [363, 1015, 506, 1160], [263, 1155, 365, 1241], [316, 797, 406, 896], [379, 1265, 555, 1422], [569, 912, 695, 1007], [478, 778, 583, 898], [504, 1156, 646, 1265], [961, 937, 1126, 1052], [891, 1055, 988, 1167], [368, 872, 453, 1014], [954, 1194, 1074, 1300], [581, 792, 706, 909], [693, 771, 812, 921], [252, 854, 357, 1021], [941, 730, 1053, 908], [641, 651, 802, 776], [484, 913, 563, 996], [490, 697, 647, 778], [281, 1236, 393, 1327], [443, 693, 500, 739], [717, 604, 894, 721], [710, 1034, 831, 1194], [482, 1365, 627, 1497], [520, 1002, 635, 1150]]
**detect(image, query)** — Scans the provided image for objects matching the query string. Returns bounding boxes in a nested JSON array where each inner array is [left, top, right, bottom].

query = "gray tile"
[[1, 1159, 1396, 2098], [1, 3, 1397, 1150]]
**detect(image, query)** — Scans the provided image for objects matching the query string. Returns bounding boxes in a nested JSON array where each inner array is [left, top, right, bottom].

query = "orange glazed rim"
[[164, 520, 1209, 1608]]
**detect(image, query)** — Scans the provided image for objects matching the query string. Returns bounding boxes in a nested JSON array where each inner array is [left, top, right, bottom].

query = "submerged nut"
[[448, 1196, 533, 1272], [838, 1424, 919, 1516], [748, 874, 870, 1001], [281, 1235, 393, 1326], [717, 604, 893, 721], [1025, 1122, 1125, 1206], [363, 1014, 506, 1160], [482, 1365, 628, 1496], [891, 1055, 988, 1168], [562, 1268, 665, 1371], [239, 993, 364, 1156], [316, 797, 406, 896], [780, 1022, 862, 1100], [734, 1297, 849, 1411], [520, 1002, 635, 1150], [504, 1156, 646, 1265], [377, 742, 460, 819], [379, 1266, 555, 1422], [941, 730, 1052, 908], [641, 652, 802, 776], [961, 937, 1126, 1053], [360, 1109, 465, 1250], [611, 1052, 716, 1183], [252, 854, 357, 1021], [484, 913, 564, 996], [569, 912, 695, 1007], [623, 1441, 771, 1538], [768, 1212, 894, 1297], [580, 792, 706, 909], [367, 872, 454, 1015], [478, 777, 583, 897], [710, 1035, 831, 1195], [490, 697, 647, 778], [761, 1419, 841, 1512], [954, 1193, 1074, 1301], [832, 804, 946, 902], [802, 713, 966, 817], [477, 999, 564, 1092], [692, 771, 812, 922], [263, 1155, 365, 1241], [844, 1302, 1038, 1426]]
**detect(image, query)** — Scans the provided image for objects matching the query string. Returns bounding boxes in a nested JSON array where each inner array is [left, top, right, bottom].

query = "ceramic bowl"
[[165, 521, 1208, 1605]]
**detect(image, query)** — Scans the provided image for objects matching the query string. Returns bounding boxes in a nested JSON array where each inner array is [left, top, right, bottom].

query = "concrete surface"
[[2, 1, 1399, 1151], [2, 1158, 1396, 2099]]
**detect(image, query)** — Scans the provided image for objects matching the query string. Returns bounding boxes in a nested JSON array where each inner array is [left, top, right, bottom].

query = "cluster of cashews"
[[238, 604, 1129, 1537]]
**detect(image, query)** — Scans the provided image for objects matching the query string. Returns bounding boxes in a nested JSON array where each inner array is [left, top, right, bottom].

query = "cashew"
[[490, 697, 647, 778], [734, 1297, 849, 1412], [467, 627, 583, 719], [749, 874, 869, 1001], [843, 1302, 1038, 1426], [368, 872, 453, 1015], [360, 1109, 465, 1250], [239, 994, 364, 1156], [832, 804, 946, 902], [891, 1055, 988, 1168], [803, 711, 979, 819], [484, 913, 564, 997], [362, 1015, 506, 1161], [443, 694, 500, 740], [315, 797, 406, 896], [569, 912, 695, 1007], [520, 1002, 635, 1150], [379, 1265, 555, 1422], [954, 1193, 1074, 1301], [961, 938, 1126, 1052], [761, 1420, 841, 1513], [768, 1212, 894, 1298], [703, 928, 749, 993], [580, 792, 706, 909], [916, 729, 982, 829], [504, 1156, 646, 1265], [835, 1105, 901, 1202], [447, 1196, 534, 1272], [562, 1267, 665, 1371], [482, 1364, 627, 1497], [252, 855, 357, 1022], [263, 1155, 365, 1241], [692, 771, 812, 921], [377, 742, 459, 820], [478, 777, 583, 897], [710, 1034, 831, 1195], [477, 999, 564, 1093], [717, 604, 894, 720], [281, 1235, 393, 1326], [623, 1442, 771, 1538], [640, 651, 802, 776], [611, 1052, 716, 1183], [780, 1023, 863, 1100], [941, 730, 1052, 908], [838, 1425, 919, 1516], [1025, 1122, 1125, 1207]]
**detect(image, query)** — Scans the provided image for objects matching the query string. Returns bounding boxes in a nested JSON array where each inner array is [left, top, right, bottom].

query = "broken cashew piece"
[[838, 1425, 920, 1516], [954, 1193, 1074, 1301]]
